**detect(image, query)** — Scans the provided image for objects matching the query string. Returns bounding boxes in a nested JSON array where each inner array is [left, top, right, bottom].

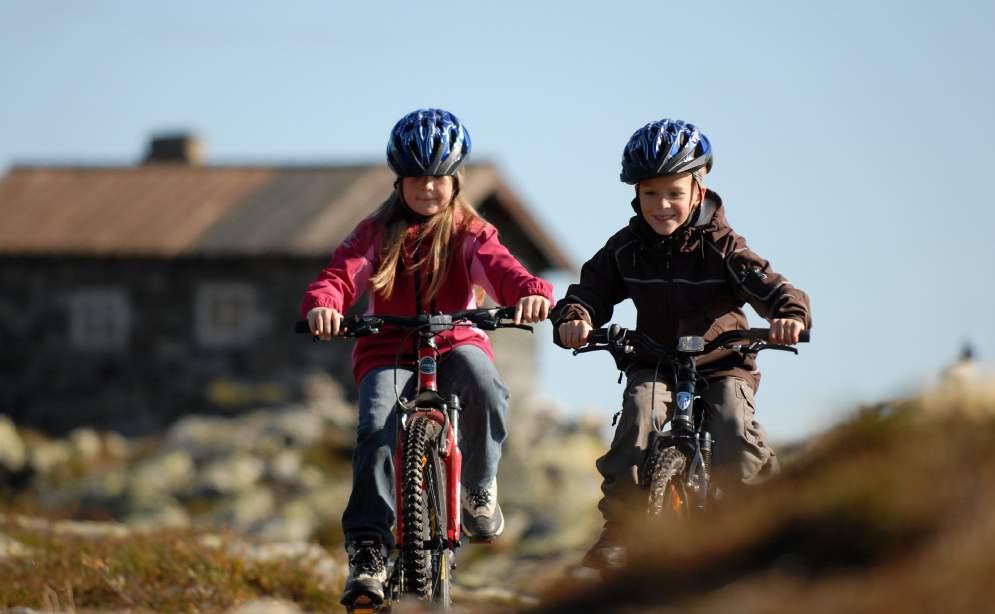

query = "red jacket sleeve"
[[466, 224, 553, 306], [299, 219, 378, 317]]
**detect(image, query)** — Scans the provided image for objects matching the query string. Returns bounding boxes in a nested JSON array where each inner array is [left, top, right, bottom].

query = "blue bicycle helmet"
[[620, 119, 713, 184], [386, 108, 471, 177]]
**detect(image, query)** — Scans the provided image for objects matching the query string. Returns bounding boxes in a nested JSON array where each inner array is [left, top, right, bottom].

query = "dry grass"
[[0, 521, 341, 612], [539, 385, 995, 614]]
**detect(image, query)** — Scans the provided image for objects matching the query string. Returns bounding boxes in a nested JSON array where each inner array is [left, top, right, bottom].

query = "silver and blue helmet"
[[620, 119, 713, 185], [386, 108, 471, 177]]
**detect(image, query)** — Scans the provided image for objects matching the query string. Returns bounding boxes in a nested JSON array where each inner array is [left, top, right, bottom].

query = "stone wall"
[[0, 255, 540, 434]]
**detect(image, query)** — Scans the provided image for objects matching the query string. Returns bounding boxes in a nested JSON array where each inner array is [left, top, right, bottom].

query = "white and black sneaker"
[[341, 537, 388, 607], [461, 478, 505, 541]]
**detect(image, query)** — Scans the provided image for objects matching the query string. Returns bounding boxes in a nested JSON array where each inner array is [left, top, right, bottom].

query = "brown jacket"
[[551, 192, 812, 391]]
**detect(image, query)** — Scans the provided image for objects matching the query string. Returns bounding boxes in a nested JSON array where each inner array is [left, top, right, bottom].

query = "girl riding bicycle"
[[301, 108, 552, 606]]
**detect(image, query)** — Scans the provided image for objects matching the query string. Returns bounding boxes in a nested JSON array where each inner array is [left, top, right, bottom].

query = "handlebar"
[[575, 326, 809, 360], [295, 306, 534, 339]]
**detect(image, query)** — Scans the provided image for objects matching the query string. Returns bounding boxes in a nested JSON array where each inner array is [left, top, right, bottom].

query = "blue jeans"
[[341, 345, 510, 548]]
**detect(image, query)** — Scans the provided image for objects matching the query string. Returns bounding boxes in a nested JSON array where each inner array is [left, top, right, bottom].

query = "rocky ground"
[[0, 372, 605, 612], [3, 366, 993, 613]]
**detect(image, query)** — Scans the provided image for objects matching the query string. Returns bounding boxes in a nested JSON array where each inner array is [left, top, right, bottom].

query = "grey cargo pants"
[[596, 369, 779, 525]]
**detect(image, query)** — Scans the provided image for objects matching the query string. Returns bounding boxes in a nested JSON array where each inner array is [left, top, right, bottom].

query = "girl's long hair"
[[368, 168, 482, 303]]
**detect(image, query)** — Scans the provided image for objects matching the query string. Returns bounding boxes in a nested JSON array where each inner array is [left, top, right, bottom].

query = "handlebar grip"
[[747, 327, 810, 343], [587, 329, 610, 344]]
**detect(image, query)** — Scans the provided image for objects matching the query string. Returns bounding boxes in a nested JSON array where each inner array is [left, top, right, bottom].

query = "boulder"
[[194, 453, 265, 496], [29, 440, 71, 475], [208, 487, 275, 533], [0, 415, 27, 473], [68, 427, 102, 462], [130, 450, 195, 495]]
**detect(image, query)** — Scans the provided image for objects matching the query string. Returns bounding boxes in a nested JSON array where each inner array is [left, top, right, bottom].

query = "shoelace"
[[350, 545, 385, 576], [467, 489, 492, 510]]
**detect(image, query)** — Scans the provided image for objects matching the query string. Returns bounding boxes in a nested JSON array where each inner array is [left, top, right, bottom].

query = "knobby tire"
[[401, 416, 450, 606], [646, 446, 687, 517]]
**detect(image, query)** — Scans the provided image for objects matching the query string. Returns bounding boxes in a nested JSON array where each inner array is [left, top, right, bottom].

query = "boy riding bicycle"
[[551, 119, 812, 571], [301, 109, 552, 606]]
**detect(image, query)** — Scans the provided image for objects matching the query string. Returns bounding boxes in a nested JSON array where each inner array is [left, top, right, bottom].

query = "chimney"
[[143, 132, 204, 165]]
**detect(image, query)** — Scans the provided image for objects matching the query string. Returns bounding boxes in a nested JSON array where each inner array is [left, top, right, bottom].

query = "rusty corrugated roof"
[[0, 163, 572, 271]]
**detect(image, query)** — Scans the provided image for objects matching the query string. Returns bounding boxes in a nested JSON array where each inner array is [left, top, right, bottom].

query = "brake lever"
[[572, 344, 606, 356], [757, 344, 799, 355]]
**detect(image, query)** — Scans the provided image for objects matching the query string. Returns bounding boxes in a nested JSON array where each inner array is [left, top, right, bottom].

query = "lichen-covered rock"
[[130, 449, 195, 494], [0, 531, 33, 559], [209, 487, 275, 532], [194, 453, 265, 496], [103, 431, 130, 459], [124, 498, 190, 529], [29, 439, 71, 474], [68, 427, 102, 461], [0, 415, 27, 473]]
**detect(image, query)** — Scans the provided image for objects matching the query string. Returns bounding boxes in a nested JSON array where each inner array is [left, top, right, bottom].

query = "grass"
[[0, 520, 343, 612]]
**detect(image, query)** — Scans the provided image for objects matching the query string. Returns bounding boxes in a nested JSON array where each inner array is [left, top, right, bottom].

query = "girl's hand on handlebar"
[[515, 295, 551, 324], [307, 307, 342, 340], [558, 320, 592, 348], [769, 318, 805, 345]]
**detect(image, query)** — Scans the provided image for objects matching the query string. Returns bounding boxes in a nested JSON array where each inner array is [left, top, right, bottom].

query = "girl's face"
[[401, 175, 455, 216], [637, 173, 702, 236]]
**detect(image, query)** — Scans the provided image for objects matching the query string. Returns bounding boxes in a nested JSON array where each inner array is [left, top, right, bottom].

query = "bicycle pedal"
[[346, 595, 381, 614], [468, 536, 496, 544]]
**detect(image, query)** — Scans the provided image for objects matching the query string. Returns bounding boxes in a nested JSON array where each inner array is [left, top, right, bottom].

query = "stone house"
[[0, 135, 571, 435]]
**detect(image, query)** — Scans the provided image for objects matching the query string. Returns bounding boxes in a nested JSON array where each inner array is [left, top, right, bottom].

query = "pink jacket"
[[300, 214, 554, 383]]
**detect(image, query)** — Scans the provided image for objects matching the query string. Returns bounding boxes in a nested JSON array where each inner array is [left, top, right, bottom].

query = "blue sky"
[[3, 1, 994, 440]]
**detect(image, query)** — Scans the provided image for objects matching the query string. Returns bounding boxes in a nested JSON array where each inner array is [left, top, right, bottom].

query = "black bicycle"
[[296, 307, 531, 612], [574, 326, 809, 517]]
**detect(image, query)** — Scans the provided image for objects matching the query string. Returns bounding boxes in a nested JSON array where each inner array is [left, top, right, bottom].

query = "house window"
[[69, 289, 132, 351], [195, 282, 262, 348]]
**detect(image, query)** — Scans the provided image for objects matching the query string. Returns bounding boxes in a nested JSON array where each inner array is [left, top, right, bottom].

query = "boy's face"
[[401, 175, 455, 216], [637, 173, 701, 236]]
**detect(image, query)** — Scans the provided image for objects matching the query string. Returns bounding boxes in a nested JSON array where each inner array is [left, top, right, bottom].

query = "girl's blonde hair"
[[368, 168, 482, 303]]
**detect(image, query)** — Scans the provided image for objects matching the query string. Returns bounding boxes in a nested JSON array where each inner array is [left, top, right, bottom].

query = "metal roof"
[[0, 163, 572, 271]]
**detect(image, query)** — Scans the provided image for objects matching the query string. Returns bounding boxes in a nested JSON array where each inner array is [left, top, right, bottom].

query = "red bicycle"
[[297, 307, 530, 611]]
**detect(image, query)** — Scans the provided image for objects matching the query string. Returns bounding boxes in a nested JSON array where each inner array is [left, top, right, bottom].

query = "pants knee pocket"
[[734, 379, 768, 451]]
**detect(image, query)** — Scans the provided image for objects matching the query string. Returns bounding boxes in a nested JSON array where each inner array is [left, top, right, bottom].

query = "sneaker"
[[461, 478, 505, 541], [580, 528, 627, 572], [340, 537, 388, 607]]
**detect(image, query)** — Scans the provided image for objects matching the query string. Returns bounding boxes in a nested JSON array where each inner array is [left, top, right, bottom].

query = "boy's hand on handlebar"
[[514, 295, 550, 324], [307, 307, 342, 340], [769, 318, 805, 345], [558, 320, 592, 348]]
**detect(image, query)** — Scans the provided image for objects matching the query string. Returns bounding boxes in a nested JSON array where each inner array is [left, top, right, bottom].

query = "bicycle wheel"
[[645, 445, 687, 517], [401, 415, 449, 602]]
